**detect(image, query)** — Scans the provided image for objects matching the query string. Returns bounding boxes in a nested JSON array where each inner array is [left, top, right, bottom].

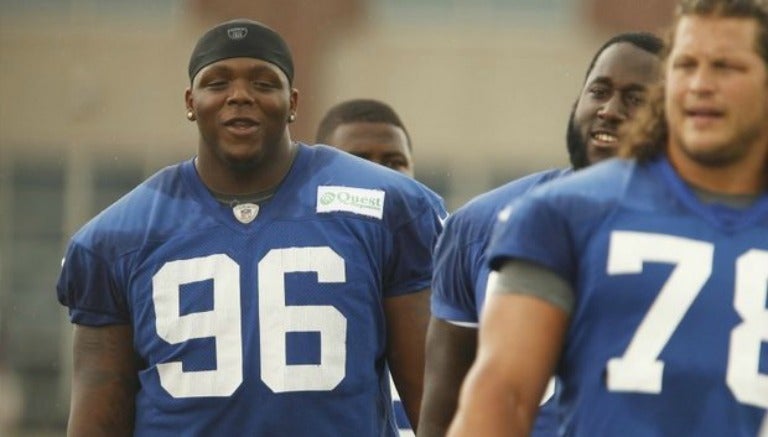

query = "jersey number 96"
[[151, 247, 347, 398]]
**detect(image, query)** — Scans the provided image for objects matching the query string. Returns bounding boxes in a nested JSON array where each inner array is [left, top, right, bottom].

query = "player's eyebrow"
[[590, 76, 648, 92], [587, 77, 613, 87]]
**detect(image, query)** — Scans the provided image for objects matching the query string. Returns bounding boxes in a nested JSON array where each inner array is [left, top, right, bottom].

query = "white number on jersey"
[[259, 247, 346, 392], [151, 247, 348, 398], [605, 231, 768, 409], [153, 254, 243, 397]]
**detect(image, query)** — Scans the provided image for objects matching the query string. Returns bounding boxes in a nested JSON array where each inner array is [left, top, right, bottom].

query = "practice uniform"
[[487, 157, 768, 436], [57, 144, 446, 436], [432, 168, 570, 436]]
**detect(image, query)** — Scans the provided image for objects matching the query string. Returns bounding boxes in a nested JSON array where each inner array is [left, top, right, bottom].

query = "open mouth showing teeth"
[[591, 132, 617, 143]]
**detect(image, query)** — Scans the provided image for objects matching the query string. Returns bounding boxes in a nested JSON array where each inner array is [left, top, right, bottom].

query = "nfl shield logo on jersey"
[[232, 203, 259, 224]]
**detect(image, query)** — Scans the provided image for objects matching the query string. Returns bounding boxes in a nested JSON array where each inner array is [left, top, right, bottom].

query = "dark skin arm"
[[447, 292, 568, 437], [384, 288, 431, 431], [417, 317, 477, 437], [68, 324, 138, 437]]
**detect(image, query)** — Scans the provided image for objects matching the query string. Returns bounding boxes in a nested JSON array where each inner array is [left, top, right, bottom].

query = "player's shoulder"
[[528, 158, 637, 205], [495, 158, 647, 234], [448, 168, 570, 230], [303, 143, 446, 219], [463, 168, 570, 216], [306, 144, 435, 191], [70, 161, 187, 256]]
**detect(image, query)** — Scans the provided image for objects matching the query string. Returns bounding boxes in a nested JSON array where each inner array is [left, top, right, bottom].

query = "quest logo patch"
[[316, 186, 385, 219]]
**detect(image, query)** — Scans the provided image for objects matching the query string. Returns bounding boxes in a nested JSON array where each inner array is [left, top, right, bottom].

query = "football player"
[[58, 19, 445, 436], [450, 1, 768, 435]]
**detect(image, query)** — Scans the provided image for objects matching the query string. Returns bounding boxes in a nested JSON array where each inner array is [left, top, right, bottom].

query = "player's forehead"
[[670, 15, 761, 60], [586, 42, 660, 89], [329, 122, 410, 154]]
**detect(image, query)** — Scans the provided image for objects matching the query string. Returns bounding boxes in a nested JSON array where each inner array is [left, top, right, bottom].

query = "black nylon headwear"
[[188, 19, 294, 84]]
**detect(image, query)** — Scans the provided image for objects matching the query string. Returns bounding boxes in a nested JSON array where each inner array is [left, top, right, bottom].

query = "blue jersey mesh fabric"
[[57, 144, 446, 436], [487, 157, 768, 436], [431, 167, 569, 437]]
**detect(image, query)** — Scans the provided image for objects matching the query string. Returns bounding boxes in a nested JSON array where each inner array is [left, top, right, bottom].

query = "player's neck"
[[196, 141, 299, 196], [208, 186, 277, 207], [667, 148, 767, 196]]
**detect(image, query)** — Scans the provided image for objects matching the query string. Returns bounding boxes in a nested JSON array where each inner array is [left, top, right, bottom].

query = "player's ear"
[[184, 88, 195, 121], [290, 88, 299, 118]]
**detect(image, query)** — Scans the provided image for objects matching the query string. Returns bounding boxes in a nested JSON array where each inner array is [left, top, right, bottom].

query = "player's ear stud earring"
[[186, 110, 195, 121], [288, 113, 296, 123]]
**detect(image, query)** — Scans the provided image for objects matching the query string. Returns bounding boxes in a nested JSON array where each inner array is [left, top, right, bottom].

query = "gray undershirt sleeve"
[[493, 259, 575, 315]]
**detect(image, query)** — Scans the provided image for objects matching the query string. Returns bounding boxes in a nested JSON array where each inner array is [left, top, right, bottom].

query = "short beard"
[[224, 155, 262, 173], [566, 110, 589, 170], [678, 140, 753, 168], [672, 124, 761, 169]]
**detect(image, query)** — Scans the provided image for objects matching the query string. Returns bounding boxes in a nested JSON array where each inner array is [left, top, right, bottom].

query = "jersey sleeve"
[[384, 192, 447, 298], [486, 194, 577, 286], [493, 259, 575, 314], [430, 213, 483, 324], [56, 240, 130, 326]]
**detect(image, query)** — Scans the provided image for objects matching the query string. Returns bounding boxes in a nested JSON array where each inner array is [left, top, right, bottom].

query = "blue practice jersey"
[[487, 157, 768, 436], [431, 167, 570, 437], [432, 168, 569, 323], [57, 144, 447, 436]]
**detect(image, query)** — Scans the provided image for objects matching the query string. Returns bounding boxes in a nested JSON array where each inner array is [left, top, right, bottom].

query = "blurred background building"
[[0, 0, 672, 434]]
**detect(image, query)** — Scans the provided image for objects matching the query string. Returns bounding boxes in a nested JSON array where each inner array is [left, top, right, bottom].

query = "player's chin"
[[221, 146, 264, 171], [588, 145, 619, 165], [682, 142, 746, 168]]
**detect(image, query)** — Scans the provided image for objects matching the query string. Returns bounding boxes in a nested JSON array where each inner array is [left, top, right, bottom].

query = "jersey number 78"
[[605, 231, 767, 409]]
